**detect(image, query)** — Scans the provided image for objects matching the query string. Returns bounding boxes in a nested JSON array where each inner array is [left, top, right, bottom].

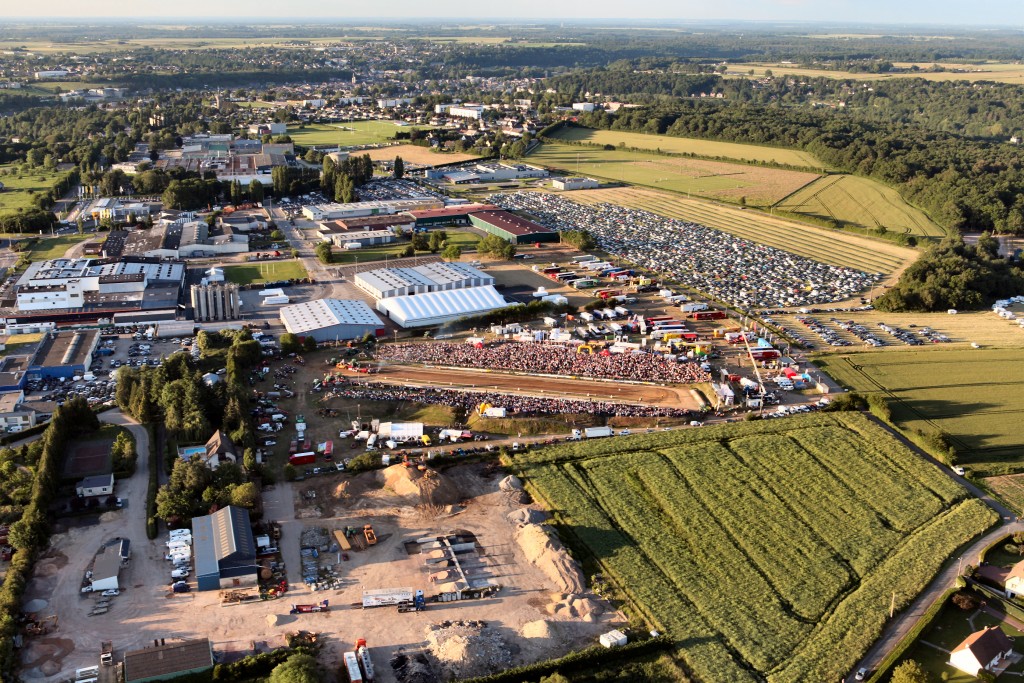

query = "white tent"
[[377, 422, 424, 440], [376, 285, 510, 328]]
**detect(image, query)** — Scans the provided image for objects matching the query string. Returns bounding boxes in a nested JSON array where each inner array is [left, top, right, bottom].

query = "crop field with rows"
[[511, 413, 996, 683]]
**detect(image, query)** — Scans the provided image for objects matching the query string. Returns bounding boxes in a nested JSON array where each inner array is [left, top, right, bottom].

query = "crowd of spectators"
[[376, 341, 711, 384], [337, 382, 693, 419], [490, 192, 881, 309]]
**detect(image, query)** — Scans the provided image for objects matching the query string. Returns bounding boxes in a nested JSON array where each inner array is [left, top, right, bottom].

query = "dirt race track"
[[365, 364, 701, 411]]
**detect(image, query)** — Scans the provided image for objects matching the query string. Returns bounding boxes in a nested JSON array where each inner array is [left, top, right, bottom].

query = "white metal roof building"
[[376, 285, 509, 328], [279, 298, 384, 342], [355, 263, 494, 300]]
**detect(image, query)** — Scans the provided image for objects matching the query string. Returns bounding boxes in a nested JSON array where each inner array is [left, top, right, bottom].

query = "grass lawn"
[[892, 601, 1024, 682], [815, 347, 1024, 474], [775, 174, 946, 239], [222, 260, 308, 285], [286, 121, 434, 148], [549, 126, 823, 168], [732, 61, 1024, 84], [330, 231, 479, 265], [14, 234, 91, 261], [556, 186, 914, 275], [510, 412, 996, 683], [0, 165, 71, 213], [528, 140, 821, 207]]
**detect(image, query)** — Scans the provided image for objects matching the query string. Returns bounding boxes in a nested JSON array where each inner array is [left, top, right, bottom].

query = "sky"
[[1, 0, 1022, 26]]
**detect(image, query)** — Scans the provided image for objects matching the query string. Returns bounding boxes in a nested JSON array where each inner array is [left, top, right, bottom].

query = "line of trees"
[[0, 397, 99, 679]]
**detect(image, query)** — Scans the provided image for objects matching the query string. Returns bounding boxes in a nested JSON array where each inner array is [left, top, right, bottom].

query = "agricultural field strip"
[[565, 189, 902, 273], [769, 499, 996, 683], [517, 414, 992, 681], [659, 442, 850, 619], [581, 455, 784, 674], [726, 434, 904, 575], [793, 427, 949, 530], [540, 461, 756, 683], [548, 127, 822, 167]]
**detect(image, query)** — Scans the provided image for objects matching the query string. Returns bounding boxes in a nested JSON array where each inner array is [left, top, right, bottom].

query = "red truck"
[[692, 310, 727, 320], [289, 452, 316, 466], [749, 348, 781, 361], [290, 600, 329, 614], [288, 439, 298, 455]]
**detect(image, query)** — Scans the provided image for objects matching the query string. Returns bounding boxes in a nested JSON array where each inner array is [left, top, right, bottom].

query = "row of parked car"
[[166, 529, 192, 592]]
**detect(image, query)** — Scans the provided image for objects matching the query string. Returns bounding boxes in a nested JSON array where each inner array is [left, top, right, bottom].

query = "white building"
[[448, 105, 484, 120], [76, 473, 114, 498], [90, 545, 122, 592], [301, 198, 442, 222], [572, 102, 597, 112], [15, 259, 185, 313], [376, 285, 509, 328], [949, 626, 1014, 678], [0, 391, 36, 431], [355, 262, 494, 300], [552, 177, 599, 191], [279, 298, 384, 342]]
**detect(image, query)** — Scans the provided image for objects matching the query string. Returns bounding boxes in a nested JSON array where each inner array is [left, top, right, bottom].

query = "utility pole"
[[889, 591, 896, 619]]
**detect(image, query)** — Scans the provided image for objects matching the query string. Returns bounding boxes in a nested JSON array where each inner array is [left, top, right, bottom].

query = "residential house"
[[1004, 560, 1024, 598], [203, 430, 237, 469], [949, 626, 1015, 677], [76, 473, 114, 498]]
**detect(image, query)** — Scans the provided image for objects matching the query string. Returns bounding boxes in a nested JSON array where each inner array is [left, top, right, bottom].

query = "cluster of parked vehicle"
[[166, 529, 192, 591], [794, 317, 853, 347]]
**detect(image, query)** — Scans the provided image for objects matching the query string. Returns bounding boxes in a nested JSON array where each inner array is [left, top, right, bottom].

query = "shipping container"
[[692, 310, 728, 321], [289, 452, 316, 466], [584, 426, 613, 438], [343, 652, 363, 683]]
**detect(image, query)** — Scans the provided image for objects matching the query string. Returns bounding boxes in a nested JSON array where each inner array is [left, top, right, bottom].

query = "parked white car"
[[171, 569, 190, 579], [101, 589, 120, 597]]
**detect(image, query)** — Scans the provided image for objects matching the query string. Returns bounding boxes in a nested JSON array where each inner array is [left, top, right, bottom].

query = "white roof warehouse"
[[376, 285, 509, 328], [279, 298, 384, 342]]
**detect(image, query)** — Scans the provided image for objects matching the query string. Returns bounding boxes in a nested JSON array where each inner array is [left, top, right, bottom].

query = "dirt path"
[[363, 364, 700, 410]]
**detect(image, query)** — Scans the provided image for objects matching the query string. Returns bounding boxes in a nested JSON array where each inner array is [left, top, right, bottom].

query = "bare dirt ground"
[[363, 365, 700, 410], [23, 456, 621, 683]]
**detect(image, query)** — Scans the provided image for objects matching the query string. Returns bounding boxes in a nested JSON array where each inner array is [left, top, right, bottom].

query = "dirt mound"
[[548, 594, 605, 621], [390, 651, 439, 683], [425, 620, 512, 680], [507, 508, 549, 525], [520, 619, 555, 639], [377, 465, 461, 508], [498, 475, 522, 491], [513, 523, 585, 594]]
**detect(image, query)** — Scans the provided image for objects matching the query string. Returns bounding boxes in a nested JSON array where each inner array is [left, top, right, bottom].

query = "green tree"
[[248, 179, 265, 204], [302, 336, 318, 352], [890, 660, 931, 683], [280, 333, 301, 354], [441, 244, 462, 261], [229, 482, 259, 509], [315, 241, 333, 264], [268, 653, 319, 683], [428, 231, 445, 253], [411, 234, 429, 252], [477, 233, 517, 260], [393, 156, 405, 179]]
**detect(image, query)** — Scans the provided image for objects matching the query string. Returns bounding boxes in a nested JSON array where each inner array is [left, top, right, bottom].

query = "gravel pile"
[[390, 651, 438, 683], [425, 620, 514, 680]]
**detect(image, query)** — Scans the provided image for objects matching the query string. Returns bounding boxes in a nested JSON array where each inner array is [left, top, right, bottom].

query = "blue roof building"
[[191, 505, 257, 592]]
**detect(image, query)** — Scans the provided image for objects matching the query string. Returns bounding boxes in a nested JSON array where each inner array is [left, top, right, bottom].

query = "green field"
[[286, 121, 432, 148], [549, 127, 823, 168], [529, 141, 821, 206], [775, 174, 946, 238], [0, 165, 71, 213], [815, 348, 1024, 474], [557, 186, 915, 274], [330, 231, 479, 264], [511, 413, 995, 682], [14, 234, 90, 261], [222, 260, 308, 285]]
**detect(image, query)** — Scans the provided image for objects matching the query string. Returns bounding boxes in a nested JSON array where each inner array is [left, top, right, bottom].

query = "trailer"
[[343, 652, 363, 683], [680, 302, 709, 313], [584, 426, 613, 439], [361, 587, 415, 609], [289, 452, 316, 466], [290, 600, 329, 614], [692, 310, 728, 321]]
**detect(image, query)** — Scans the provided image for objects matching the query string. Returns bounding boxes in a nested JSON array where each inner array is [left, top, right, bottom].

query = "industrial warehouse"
[[467, 210, 559, 244], [279, 298, 384, 341], [354, 262, 494, 300]]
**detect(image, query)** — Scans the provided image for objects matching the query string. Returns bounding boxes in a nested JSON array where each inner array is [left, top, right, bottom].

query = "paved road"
[[850, 414, 1019, 680]]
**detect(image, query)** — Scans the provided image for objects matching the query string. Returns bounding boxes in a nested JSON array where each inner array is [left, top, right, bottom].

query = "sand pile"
[[520, 619, 555, 639], [513, 523, 585, 594], [377, 465, 461, 508], [507, 508, 549, 525], [425, 620, 512, 680], [498, 475, 522, 492], [547, 593, 605, 622]]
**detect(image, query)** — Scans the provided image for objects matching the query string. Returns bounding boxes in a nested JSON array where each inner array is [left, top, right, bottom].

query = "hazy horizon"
[[0, 1, 1022, 27]]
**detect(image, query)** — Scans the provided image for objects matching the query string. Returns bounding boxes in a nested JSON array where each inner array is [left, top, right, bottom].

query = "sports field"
[[286, 122, 433, 148], [513, 413, 995, 683], [359, 144, 480, 167], [815, 347, 1024, 474], [556, 186, 914, 275], [222, 260, 308, 285], [775, 175, 946, 238], [0, 165, 72, 214], [548, 127, 823, 168], [530, 141, 820, 206]]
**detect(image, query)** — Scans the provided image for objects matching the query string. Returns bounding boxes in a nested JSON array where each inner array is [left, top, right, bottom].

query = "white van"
[[366, 434, 378, 450]]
